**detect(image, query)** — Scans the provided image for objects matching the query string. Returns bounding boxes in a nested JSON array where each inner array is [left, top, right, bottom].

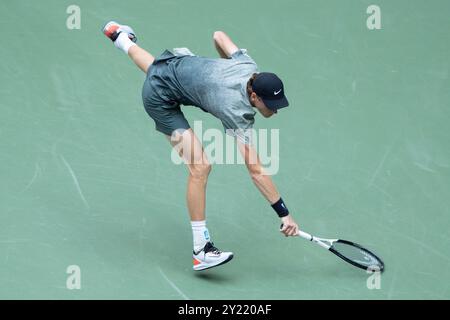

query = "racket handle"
[[280, 224, 313, 240], [298, 230, 313, 240]]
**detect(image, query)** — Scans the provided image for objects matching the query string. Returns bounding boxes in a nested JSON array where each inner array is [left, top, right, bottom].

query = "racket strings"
[[331, 241, 384, 271]]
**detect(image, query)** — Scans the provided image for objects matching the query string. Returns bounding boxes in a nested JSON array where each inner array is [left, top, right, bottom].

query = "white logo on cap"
[[274, 89, 282, 95]]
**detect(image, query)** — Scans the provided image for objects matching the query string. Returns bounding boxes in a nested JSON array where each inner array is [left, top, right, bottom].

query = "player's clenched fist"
[[280, 216, 299, 237]]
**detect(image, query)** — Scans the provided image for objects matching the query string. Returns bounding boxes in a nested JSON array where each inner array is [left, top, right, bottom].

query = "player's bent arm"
[[237, 141, 300, 236], [213, 31, 239, 59]]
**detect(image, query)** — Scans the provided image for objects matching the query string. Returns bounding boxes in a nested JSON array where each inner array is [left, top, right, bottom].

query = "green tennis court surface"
[[1, 0, 449, 299]]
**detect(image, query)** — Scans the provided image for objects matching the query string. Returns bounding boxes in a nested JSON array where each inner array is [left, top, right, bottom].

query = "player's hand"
[[280, 215, 299, 237]]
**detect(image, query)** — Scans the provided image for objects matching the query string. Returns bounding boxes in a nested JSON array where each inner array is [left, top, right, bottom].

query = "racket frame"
[[297, 230, 385, 272]]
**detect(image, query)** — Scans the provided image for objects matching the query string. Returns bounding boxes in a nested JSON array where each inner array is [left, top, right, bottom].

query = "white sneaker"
[[102, 20, 137, 43], [193, 242, 233, 271]]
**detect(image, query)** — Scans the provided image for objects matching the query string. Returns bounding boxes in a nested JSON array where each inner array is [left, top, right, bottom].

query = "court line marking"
[[158, 267, 190, 300], [22, 162, 41, 192], [413, 162, 435, 173], [374, 221, 450, 263], [60, 155, 90, 210]]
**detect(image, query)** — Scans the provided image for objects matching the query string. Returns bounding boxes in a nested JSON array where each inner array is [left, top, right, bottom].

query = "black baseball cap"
[[251, 72, 289, 112]]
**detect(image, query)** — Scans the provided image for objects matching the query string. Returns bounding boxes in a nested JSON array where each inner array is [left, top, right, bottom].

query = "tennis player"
[[102, 21, 300, 271]]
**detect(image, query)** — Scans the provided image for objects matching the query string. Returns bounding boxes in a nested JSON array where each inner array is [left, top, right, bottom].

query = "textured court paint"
[[0, 0, 449, 299]]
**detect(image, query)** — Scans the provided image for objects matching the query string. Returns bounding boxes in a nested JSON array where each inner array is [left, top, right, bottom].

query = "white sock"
[[114, 32, 136, 54], [191, 220, 211, 253]]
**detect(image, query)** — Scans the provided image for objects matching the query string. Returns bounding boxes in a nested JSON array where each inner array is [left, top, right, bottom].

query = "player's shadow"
[[192, 271, 235, 283]]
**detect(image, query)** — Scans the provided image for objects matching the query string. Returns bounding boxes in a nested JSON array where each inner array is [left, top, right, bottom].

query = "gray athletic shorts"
[[141, 49, 191, 136]]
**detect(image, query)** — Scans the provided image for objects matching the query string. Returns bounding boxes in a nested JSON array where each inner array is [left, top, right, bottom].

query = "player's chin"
[[255, 103, 275, 118], [262, 111, 275, 118]]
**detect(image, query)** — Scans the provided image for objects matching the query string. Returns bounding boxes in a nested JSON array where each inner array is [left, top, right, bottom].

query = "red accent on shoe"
[[104, 25, 119, 39]]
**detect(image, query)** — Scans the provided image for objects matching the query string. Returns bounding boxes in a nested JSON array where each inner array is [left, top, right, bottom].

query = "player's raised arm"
[[213, 31, 239, 59], [237, 140, 299, 237]]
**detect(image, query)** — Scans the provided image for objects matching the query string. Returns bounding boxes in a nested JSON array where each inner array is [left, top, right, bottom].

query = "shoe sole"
[[193, 254, 234, 271]]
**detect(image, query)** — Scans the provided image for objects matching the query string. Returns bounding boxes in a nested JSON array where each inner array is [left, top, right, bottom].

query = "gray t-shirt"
[[161, 48, 258, 143]]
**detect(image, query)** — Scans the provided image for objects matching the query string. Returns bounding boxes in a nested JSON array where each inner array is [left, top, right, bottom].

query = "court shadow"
[[281, 261, 373, 280], [193, 271, 235, 283]]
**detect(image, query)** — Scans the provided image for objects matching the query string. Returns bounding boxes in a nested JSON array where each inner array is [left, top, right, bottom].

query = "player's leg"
[[102, 21, 154, 73], [168, 129, 234, 271], [168, 129, 210, 222]]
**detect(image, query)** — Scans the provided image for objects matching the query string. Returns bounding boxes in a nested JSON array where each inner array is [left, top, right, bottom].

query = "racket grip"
[[280, 224, 312, 240], [298, 230, 313, 241]]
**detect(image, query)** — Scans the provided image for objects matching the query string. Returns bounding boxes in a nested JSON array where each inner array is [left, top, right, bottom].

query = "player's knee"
[[190, 163, 212, 181]]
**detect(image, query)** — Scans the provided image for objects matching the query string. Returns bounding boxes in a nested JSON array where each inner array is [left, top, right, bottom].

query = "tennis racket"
[[282, 225, 385, 272]]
